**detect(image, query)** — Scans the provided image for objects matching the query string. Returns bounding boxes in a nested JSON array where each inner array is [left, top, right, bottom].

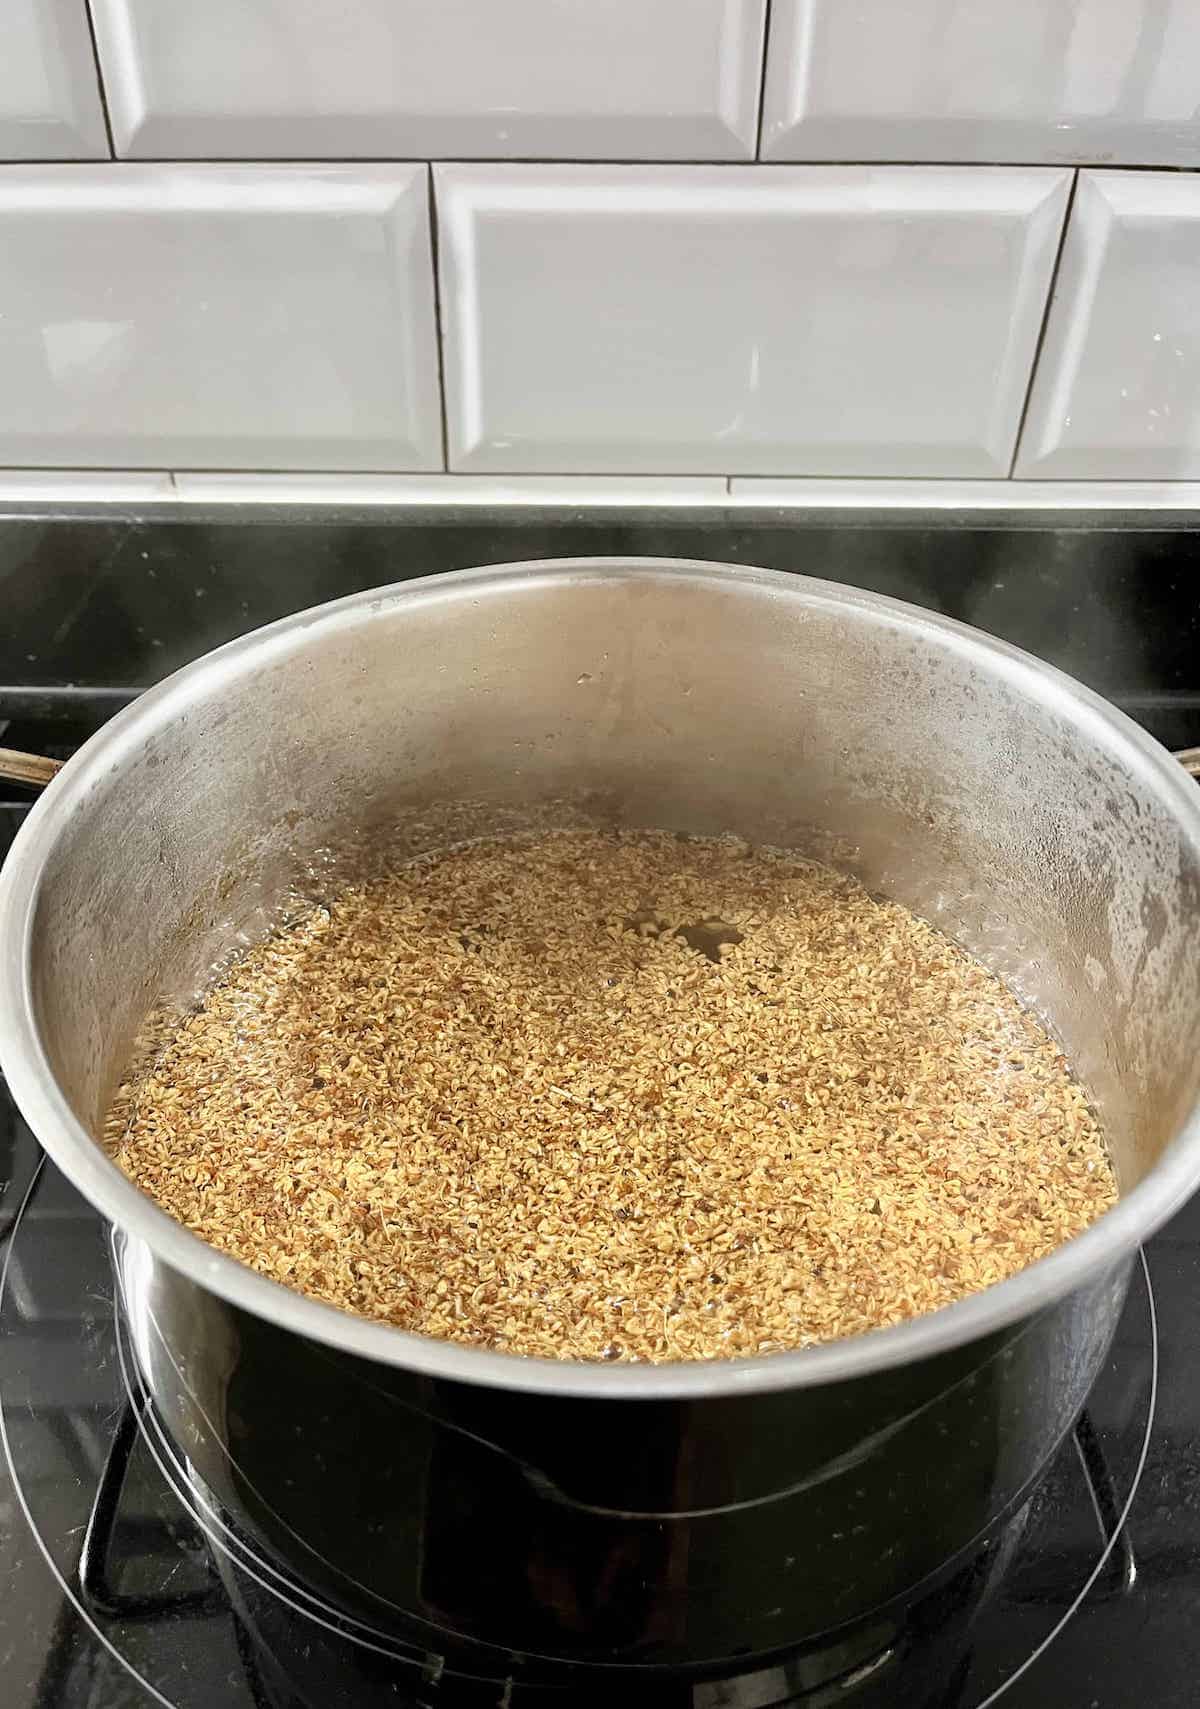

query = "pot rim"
[[3, 555, 1199, 1398]]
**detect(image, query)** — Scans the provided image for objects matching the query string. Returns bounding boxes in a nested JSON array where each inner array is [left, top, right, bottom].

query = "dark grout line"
[[754, 0, 773, 162], [425, 165, 451, 472], [1007, 169, 1078, 478], [81, 1, 117, 161], [0, 464, 1192, 484], [4, 156, 1195, 174]]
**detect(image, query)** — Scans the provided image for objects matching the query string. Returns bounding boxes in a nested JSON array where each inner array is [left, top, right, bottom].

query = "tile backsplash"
[[2, 1, 1199, 488]]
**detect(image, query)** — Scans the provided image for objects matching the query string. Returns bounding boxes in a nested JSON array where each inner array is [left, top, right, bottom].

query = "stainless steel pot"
[[3, 558, 1200, 1683]]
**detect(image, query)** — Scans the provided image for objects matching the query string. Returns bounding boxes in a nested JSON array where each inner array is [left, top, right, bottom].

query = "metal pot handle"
[[0, 747, 62, 788]]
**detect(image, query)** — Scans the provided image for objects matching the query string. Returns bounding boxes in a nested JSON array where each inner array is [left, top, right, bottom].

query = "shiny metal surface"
[[2, 556, 1200, 1399]]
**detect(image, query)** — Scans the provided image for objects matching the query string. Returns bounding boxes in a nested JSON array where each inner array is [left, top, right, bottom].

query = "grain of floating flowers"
[[108, 831, 1117, 1363]]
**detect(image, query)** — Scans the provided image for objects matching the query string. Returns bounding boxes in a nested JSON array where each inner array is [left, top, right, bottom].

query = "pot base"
[[0, 1153, 1156, 1709], [213, 1486, 1018, 1708], [110, 1273, 1150, 1706]]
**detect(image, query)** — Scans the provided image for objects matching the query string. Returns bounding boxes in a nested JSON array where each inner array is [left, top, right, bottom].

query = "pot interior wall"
[[28, 562, 1200, 1198]]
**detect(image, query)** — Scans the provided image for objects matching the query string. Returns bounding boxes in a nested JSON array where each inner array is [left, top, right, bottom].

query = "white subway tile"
[[91, 0, 765, 161], [0, 0, 108, 159], [0, 166, 441, 472], [174, 474, 728, 505], [762, 0, 1200, 167], [1017, 173, 1200, 479], [437, 164, 1069, 479]]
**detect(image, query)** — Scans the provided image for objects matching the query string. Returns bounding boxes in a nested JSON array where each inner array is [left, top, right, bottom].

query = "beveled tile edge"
[[0, 471, 174, 501], [757, 0, 807, 160], [721, 0, 771, 159], [4, 472, 1200, 514], [0, 117, 110, 161], [9, 0, 113, 162], [171, 473, 730, 505], [985, 167, 1074, 475], [1011, 172, 1117, 479], [89, 0, 149, 159], [391, 165, 446, 472]]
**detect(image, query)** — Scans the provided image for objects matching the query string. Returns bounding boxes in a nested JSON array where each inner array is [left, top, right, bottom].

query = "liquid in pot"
[[107, 830, 1116, 1362]]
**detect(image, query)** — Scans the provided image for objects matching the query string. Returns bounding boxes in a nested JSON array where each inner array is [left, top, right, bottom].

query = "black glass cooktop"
[[3, 507, 1200, 1708]]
